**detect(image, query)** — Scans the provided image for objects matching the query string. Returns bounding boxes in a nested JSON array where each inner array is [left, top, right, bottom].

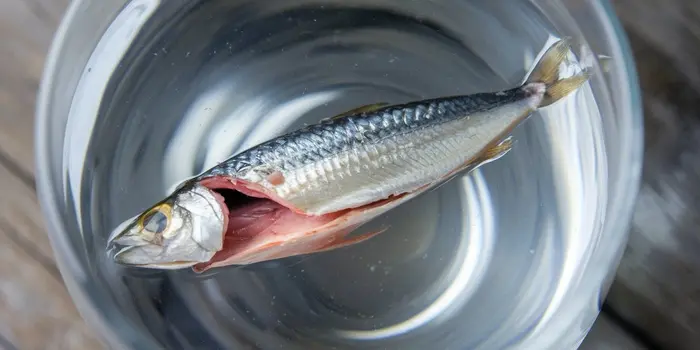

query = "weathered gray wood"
[[0, 0, 69, 178], [603, 0, 700, 349], [580, 315, 647, 350], [0, 0, 103, 349], [0, 161, 102, 349]]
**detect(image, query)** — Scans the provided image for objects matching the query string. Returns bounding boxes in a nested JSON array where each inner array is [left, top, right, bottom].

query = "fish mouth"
[[106, 215, 161, 265], [107, 214, 143, 247], [113, 245, 199, 269], [112, 245, 156, 265], [107, 220, 156, 265], [111, 242, 205, 269]]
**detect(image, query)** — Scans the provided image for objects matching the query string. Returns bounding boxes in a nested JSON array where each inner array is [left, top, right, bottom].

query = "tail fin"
[[525, 38, 591, 107]]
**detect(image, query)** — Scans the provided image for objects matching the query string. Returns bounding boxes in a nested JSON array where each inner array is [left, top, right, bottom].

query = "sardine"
[[108, 38, 590, 272]]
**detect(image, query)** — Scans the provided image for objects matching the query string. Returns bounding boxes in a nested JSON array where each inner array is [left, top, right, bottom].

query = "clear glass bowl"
[[36, 0, 642, 349]]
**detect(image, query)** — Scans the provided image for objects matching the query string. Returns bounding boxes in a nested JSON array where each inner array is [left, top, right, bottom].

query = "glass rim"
[[35, 0, 150, 347], [34, 0, 644, 348]]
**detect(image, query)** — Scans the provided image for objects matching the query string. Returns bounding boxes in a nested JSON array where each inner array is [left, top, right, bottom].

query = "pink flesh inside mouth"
[[194, 176, 347, 270]]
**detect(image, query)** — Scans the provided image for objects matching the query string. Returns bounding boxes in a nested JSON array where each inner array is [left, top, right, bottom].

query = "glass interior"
[[36, 0, 642, 349]]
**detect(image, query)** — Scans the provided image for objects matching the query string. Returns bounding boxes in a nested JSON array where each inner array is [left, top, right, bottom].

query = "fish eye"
[[140, 204, 171, 234]]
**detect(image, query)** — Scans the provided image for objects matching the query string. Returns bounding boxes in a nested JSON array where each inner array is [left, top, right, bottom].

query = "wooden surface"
[[0, 0, 694, 349], [604, 0, 700, 349], [581, 314, 647, 350], [0, 1, 103, 349]]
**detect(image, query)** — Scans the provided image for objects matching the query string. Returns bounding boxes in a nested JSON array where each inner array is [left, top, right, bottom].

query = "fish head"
[[107, 182, 226, 269]]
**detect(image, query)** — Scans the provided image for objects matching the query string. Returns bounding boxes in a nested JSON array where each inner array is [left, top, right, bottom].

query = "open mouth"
[[196, 176, 346, 269], [193, 174, 416, 272]]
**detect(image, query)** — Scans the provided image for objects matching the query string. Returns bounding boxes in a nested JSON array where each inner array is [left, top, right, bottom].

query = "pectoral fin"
[[313, 227, 389, 253], [323, 102, 390, 121], [451, 136, 514, 176], [427, 137, 514, 194], [479, 136, 514, 164]]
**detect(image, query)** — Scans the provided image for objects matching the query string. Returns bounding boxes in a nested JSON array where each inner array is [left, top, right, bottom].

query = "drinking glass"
[[36, 0, 642, 348]]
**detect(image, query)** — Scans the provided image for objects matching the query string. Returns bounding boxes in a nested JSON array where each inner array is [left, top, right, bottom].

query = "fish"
[[107, 38, 590, 272]]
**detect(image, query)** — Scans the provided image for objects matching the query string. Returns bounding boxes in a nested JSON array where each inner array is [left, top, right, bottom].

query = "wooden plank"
[[0, 155, 56, 267], [580, 314, 647, 350], [0, 0, 104, 348], [0, 223, 103, 350], [0, 161, 102, 349], [0, 0, 69, 178], [603, 0, 700, 349]]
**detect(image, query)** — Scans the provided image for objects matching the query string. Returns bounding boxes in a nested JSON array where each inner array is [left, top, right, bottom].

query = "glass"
[[36, 0, 642, 349]]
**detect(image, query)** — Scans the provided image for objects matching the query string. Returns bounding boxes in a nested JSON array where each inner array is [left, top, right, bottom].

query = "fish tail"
[[525, 38, 591, 107]]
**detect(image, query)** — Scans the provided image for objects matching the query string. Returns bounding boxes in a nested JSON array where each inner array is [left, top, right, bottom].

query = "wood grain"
[[580, 315, 648, 350], [0, 0, 69, 178], [0, 0, 103, 349], [0, 152, 103, 349], [604, 0, 700, 349]]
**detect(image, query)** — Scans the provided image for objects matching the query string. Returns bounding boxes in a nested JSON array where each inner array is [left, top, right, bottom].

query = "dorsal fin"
[[322, 102, 389, 122]]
